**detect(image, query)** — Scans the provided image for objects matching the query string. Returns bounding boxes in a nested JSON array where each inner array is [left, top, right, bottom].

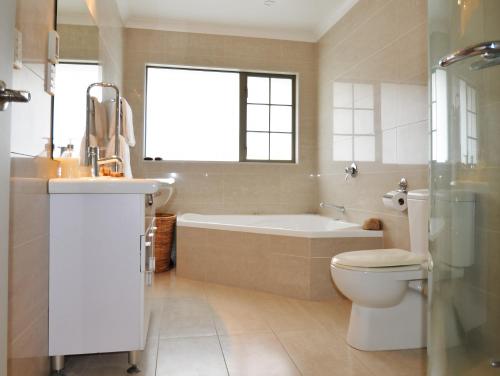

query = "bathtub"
[[177, 213, 382, 238], [177, 214, 383, 300]]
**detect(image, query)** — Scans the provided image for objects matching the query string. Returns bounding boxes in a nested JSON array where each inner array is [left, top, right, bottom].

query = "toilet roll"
[[382, 190, 408, 211]]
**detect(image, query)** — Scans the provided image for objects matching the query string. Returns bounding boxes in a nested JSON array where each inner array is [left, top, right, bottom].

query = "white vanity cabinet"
[[48, 179, 159, 370]]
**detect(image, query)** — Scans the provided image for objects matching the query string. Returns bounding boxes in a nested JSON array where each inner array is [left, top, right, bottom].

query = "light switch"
[[48, 30, 60, 64], [13, 29, 22, 69], [45, 63, 56, 96]]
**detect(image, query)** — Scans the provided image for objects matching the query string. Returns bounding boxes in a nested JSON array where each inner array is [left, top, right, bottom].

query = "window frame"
[[144, 65, 297, 164], [240, 72, 297, 163]]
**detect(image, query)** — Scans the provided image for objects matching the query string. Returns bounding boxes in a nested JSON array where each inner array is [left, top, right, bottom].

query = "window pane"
[[270, 105, 292, 132], [333, 135, 352, 161], [146, 68, 239, 161], [247, 104, 269, 131], [271, 78, 292, 105], [354, 136, 375, 161], [248, 76, 269, 104], [354, 109, 374, 134], [333, 109, 352, 134], [247, 132, 269, 160], [270, 133, 292, 160]]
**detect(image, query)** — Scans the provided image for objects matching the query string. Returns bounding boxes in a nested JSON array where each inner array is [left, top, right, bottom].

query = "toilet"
[[331, 188, 477, 351], [330, 189, 430, 351]]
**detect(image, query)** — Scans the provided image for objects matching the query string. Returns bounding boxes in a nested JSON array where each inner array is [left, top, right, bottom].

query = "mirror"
[[54, 0, 101, 159], [54, 0, 123, 160]]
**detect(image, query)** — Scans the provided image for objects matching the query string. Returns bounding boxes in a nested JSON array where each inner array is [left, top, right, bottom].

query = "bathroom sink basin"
[[49, 177, 161, 194], [152, 178, 176, 209]]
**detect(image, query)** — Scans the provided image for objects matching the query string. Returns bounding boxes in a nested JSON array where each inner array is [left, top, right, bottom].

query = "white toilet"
[[330, 189, 430, 351]]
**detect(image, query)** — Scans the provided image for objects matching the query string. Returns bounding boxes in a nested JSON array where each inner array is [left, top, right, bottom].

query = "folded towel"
[[91, 96, 108, 144], [79, 134, 98, 165], [105, 135, 133, 178], [107, 97, 135, 147]]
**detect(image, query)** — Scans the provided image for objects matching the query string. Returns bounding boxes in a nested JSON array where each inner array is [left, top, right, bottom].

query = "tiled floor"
[[63, 270, 426, 376]]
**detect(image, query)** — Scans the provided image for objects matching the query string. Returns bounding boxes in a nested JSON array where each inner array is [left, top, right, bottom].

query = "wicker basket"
[[154, 213, 176, 273]]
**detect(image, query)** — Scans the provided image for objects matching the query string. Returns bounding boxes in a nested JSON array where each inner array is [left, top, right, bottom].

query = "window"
[[332, 82, 375, 162], [53, 62, 101, 156], [431, 69, 449, 163], [145, 66, 296, 162], [459, 79, 478, 165]]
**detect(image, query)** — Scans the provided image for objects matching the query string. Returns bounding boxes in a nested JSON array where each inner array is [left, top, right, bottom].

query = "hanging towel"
[[121, 97, 136, 147], [91, 96, 108, 144], [79, 134, 98, 165], [105, 135, 133, 178], [107, 97, 136, 147]]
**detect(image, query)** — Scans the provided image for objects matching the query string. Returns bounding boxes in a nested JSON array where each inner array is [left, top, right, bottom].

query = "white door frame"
[[0, 1, 16, 375]]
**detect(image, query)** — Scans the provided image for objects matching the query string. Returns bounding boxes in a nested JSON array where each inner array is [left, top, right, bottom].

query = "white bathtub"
[[177, 213, 383, 238]]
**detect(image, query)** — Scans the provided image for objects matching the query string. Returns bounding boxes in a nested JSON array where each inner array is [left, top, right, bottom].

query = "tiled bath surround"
[[177, 227, 383, 300]]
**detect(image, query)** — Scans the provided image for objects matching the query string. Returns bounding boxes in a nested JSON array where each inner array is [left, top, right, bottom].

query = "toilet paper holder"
[[382, 178, 409, 212]]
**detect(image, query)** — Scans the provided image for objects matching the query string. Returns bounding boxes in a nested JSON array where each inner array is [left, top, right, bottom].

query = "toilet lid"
[[332, 249, 426, 268]]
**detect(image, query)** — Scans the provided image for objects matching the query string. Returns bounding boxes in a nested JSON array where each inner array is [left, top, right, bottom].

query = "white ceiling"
[[114, 0, 359, 42]]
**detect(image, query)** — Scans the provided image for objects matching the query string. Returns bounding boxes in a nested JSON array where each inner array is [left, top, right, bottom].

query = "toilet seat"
[[332, 249, 426, 270]]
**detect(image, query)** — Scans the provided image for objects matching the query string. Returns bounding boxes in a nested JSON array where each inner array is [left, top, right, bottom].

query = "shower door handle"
[[439, 40, 500, 67]]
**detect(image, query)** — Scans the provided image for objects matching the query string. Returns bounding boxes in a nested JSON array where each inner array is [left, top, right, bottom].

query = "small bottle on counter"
[[57, 143, 80, 178]]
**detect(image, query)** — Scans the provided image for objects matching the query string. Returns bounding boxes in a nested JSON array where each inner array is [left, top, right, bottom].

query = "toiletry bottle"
[[58, 143, 80, 178]]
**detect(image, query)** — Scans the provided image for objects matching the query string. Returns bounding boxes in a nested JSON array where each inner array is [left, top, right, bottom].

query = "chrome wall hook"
[[344, 162, 358, 180]]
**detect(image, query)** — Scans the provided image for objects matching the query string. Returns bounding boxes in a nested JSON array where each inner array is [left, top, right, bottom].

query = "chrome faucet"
[[320, 202, 346, 213], [88, 146, 123, 177]]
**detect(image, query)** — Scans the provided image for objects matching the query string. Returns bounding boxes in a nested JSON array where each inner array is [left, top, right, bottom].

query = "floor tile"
[[219, 332, 301, 376], [156, 336, 228, 376], [160, 297, 217, 339], [297, 298, 352, 336], [277, 329, 373, 376], [352, 347, 427, 376], [52, 271, 429, 376]]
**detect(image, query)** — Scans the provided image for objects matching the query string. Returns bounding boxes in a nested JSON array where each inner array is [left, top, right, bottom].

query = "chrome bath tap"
[[320, 202, 346, 213]]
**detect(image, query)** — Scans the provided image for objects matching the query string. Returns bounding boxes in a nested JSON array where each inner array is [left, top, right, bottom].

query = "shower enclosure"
[[428, 1, 500, 375]]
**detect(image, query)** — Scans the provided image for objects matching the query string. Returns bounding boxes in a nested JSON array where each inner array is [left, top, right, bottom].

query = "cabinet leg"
[[127, 350, 141, 374], [51, 355, 65, 374]]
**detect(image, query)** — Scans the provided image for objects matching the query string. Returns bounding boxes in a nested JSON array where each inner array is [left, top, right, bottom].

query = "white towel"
[[107, 97, 136, 147], [79, 134, 98, 165], [91, 97, 108, 144], [105, 135, 133, 178]]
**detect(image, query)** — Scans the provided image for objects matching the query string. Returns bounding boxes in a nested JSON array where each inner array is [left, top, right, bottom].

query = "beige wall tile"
[[124, 28, 318, 214], [317, 0, 429, 250]]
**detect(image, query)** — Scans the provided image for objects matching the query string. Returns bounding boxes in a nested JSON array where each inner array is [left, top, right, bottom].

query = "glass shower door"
[[428, 1, 500, 375]]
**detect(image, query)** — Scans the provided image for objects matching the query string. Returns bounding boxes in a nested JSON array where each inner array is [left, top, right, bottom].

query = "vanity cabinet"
[[49, 192, 156, 361]]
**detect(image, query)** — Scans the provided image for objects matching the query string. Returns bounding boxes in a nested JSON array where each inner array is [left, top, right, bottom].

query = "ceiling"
[[114, 0, 359, 42]]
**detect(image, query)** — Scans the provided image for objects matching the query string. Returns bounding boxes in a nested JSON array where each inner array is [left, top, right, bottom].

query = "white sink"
[[49, 177, 161, 194]]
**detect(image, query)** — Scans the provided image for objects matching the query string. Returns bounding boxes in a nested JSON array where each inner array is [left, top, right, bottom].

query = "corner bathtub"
[[177, 214, 383, 300], [178, 214, 382, 238]]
